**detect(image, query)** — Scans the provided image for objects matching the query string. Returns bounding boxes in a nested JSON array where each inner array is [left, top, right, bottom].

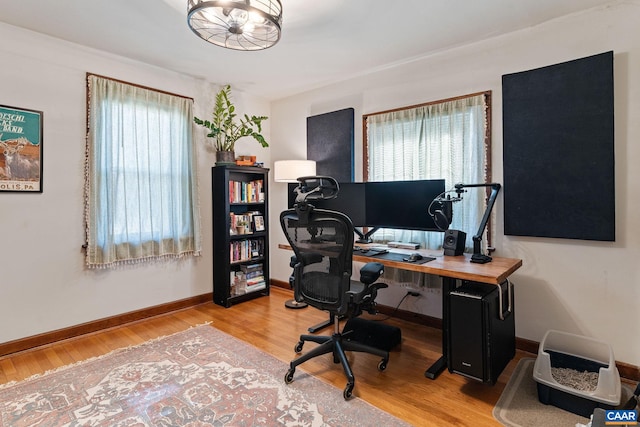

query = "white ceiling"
[[0, 0, 615, 101]]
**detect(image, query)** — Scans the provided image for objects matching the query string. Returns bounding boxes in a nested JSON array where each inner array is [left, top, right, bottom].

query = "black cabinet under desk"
[[447, 280, 515, 385]]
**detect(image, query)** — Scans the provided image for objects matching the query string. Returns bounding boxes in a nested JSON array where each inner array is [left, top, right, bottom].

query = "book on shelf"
[[241, 262, 263, 274], [247, 279, 265, 287], [229, 240, 264, 263], [246, 276, 265, 287], [229, 179, 264, 204], [246, 281, 266, 292], [241, 263, 265, 291]]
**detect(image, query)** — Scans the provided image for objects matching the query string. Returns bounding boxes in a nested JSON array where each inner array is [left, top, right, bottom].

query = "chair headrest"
[[293, 176, 340, 204]]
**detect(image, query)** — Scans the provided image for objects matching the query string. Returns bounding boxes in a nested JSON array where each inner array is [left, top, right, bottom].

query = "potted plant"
[[194, 85, 269, 165], [235, 220, 249, 235]]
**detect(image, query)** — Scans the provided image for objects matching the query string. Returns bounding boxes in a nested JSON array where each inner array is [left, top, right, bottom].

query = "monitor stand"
[[355, 227, 379, 244]]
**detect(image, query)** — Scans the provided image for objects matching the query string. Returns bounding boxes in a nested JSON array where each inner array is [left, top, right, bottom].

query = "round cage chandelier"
[[187, 0, 283, 51]]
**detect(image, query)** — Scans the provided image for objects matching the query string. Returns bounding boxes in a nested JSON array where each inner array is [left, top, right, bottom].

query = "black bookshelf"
[[212, 165, 270, 307]]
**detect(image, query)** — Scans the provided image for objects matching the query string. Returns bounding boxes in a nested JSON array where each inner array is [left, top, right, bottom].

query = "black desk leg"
[[424, 356, 447, 380], [425, 276, 456, 379]]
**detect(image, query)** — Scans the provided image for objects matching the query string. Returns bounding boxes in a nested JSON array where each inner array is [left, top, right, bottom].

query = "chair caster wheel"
[[343, 383, 354, 400], [378, 359, 387, 371], [294, 341, 304, 353], [284, 368, 295, 384]]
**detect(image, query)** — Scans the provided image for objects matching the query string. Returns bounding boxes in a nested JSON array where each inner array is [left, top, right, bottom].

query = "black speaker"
[[443, 229, 466, 256]]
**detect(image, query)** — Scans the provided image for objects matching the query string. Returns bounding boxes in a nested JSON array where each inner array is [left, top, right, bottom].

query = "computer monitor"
[[287, 182, 367, 227], [365, 179, 446, 232], [288, 179, 445, 232]]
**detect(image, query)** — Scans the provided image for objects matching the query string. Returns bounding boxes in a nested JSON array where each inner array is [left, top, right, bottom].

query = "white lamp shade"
[[274, 160, 317, 182]]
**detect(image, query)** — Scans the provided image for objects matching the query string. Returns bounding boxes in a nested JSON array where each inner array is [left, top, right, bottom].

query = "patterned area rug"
[[0, 325, 409, 426]]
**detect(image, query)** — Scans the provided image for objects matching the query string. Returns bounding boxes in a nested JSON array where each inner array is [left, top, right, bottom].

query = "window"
[[85, 74, 201, 268], [364, 92, 491, 250]]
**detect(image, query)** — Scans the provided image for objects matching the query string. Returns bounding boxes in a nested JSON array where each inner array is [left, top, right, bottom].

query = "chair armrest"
[[359, 262, 384, 285], [300, 252, 323, 265], [347, 279, 388, 315]]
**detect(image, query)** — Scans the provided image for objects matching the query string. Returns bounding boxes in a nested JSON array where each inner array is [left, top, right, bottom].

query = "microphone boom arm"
[[454, 183, 501, 264]]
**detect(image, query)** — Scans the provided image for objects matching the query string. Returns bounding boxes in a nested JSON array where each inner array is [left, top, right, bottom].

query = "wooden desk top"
[[278, 244, 522, 285]]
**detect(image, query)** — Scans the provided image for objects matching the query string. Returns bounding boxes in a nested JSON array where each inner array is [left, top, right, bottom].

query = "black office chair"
[[280, 176, 389, 399]]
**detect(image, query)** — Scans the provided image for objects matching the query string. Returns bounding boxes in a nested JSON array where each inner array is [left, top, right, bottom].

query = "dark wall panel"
[[502, 51, 615, 241], [307, 108, 354, 182]]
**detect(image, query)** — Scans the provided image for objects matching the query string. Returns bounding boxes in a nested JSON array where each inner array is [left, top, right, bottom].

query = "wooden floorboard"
[[0, 287, 534, 426]]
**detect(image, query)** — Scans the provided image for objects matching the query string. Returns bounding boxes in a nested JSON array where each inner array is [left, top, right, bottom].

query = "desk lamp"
[[274, 160, 317, 309], [429, 183, 501, 264]]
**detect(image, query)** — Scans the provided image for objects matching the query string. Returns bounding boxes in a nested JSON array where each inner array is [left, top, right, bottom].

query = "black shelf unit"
[[212, 165, 270, 307]]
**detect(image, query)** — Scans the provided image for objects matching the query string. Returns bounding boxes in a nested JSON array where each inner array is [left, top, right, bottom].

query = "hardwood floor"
[[0, 288, 532, 426]]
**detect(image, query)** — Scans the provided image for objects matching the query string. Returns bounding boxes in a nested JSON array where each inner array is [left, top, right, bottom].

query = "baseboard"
[[270, 279, 290, 289], [0, 293, 212, 358], [617, 361, 640, 383], [515, 336, 539, 354], [4, 285, 637, 382], [376, 304, 443, 330]]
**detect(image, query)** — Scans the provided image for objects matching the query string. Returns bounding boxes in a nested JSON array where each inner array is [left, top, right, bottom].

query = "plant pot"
[[216, 150, 235, 165]]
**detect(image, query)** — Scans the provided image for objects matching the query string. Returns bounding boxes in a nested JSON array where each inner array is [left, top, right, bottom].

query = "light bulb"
[[228, 8, 248, 27], [249, 11, 266, 24]]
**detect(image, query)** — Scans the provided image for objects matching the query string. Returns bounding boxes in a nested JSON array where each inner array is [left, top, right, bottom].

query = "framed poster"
[[0, 105, 43, 192]]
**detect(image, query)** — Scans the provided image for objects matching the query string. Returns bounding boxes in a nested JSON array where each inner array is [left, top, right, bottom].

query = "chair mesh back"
[[280, 206, 354, 314]]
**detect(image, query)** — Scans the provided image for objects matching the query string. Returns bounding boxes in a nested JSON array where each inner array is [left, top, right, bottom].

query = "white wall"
[[268, 2, 640, 365], [0, 23, 270, 344], [2, 3, 638, 367]]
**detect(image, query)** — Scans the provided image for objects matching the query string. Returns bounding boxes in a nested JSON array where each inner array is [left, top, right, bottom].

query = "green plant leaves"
[[193, 85, 269, 151]]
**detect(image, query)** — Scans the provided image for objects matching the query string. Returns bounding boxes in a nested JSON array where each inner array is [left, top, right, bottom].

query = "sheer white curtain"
[[85, 75, 201, 268], [367, 94, 488, 250]]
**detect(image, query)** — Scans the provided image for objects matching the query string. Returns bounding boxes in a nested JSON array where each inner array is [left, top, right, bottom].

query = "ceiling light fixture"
[[187, 0, 283, 51]]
